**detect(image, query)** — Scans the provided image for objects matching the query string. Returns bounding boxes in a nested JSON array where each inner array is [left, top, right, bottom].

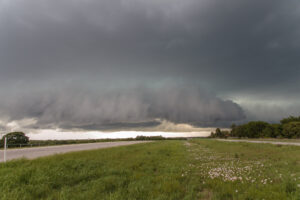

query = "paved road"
[[0, 141, 150, 162], [217, 139, 300, 146]]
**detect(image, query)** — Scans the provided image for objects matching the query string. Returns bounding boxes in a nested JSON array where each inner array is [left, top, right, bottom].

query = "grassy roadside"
[[187, 139, 300, 199], [0, 141, 193, 200], [0, 139, 299, 199]]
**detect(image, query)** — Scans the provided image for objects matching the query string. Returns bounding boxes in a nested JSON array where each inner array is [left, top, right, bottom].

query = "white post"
[[4, 137, 7, 163]]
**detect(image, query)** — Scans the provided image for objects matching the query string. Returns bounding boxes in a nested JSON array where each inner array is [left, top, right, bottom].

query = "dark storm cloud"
[[1, 0, 299, 85], [0, 0, 300, 128]]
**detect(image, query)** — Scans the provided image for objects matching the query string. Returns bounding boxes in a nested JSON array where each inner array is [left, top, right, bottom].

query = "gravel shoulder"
[[0, 141, 150, 162], [217, 139, 300, 146]]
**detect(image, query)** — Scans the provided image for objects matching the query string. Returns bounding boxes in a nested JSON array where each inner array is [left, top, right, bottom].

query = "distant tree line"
[[135, 136, 187, 140], [135, 135, 166, 140], [211, 116, 300, 139], [1, 133, 184, 148]]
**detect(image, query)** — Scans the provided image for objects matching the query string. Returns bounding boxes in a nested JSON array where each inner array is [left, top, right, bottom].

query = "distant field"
[[0, 140, 299, 199]]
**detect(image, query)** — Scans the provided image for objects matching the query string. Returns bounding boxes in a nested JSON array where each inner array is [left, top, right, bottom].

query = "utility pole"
[[1, 132, 7, 163], [4, 136, 7, 163]]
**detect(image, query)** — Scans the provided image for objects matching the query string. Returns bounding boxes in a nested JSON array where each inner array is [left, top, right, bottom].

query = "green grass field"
[[0, 139, 299, 199]]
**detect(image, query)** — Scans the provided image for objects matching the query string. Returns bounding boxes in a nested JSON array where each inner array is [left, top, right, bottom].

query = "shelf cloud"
[[0, 86, 244, 131]]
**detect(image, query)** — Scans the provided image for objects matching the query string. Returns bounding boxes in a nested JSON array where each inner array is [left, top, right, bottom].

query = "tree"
[[261, 125, 274, 138], [225, 116, 300, 139], [215, 128, 222, 137], [211, 128, 228, 138], [271, 124, 283, 138], [230, 124, 237, 137], [221, 130, 230, 138], [235, 125, 247, 138], [280, 116, 300, 124], [1, 132, 29, 147], [244, 121, 269, 138], [282, 122, 300, 138], [232, 121, 269, 138]]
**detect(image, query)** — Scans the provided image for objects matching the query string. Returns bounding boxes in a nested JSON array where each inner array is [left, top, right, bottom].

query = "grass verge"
[[0, 139, 299, 199], [0, 141, 192, 200], [187, 139, 300, 199]]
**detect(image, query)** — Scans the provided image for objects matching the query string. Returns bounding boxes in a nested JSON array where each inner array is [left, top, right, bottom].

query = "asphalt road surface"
[[217, 139, 300, 146], [0, 141, 150, 162]]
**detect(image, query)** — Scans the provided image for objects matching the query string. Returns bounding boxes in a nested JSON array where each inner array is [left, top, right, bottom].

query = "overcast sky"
[[0, 0, 300, 134]]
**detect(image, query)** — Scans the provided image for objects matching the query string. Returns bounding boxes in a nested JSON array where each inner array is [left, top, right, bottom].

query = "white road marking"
[[216, 139, 300, 146]]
